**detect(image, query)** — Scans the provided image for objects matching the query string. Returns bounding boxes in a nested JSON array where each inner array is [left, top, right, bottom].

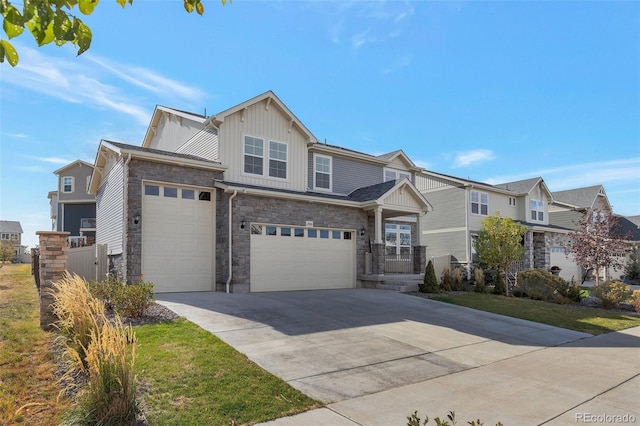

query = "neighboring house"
[[89, 91, 432, 293], [415, 173, 574, 279], [49, 160, 96, 247], [0, 220, 24, 258], [549, 185, 629, 281]]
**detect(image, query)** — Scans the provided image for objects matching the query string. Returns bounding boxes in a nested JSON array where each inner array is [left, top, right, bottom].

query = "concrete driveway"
[[156, 289, 640, 425]]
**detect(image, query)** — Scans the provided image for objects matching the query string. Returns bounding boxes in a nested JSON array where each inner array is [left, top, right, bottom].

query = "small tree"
[[420, 260, 439, 293], [0, 240, 15, 267], [569, 209, 629, 286], [474, 212, 527, 296], [624, 245, 640, 281]]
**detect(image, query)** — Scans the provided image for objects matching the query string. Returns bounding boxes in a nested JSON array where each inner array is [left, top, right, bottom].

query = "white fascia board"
[[309, 144, 388, 165], [53, 159, 94, 175]]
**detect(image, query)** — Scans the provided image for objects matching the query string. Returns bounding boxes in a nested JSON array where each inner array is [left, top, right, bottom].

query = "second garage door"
[[142, 183, 214, 293], [250, 224, 355, 292]]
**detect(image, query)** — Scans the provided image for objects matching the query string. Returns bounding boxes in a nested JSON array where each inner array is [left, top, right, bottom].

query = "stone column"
[[371, 243, 385, 275], [36, 231, 69, 331], [413, 245, 426, 274]]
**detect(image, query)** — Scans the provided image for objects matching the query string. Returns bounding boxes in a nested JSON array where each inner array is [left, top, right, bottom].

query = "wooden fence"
[[67, 244, 108, 281]]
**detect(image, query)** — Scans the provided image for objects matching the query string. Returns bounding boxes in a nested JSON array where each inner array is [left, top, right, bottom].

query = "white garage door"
[[550, 247, 582, 282], [250, 224, 355, 292], [142, 183, 214, 292]]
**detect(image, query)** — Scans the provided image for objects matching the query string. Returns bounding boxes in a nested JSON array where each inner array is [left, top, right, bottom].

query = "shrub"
[[440, 266, 453, 292], [516, 269, 577, 303], [474, 268, 485, 293], [591, 281, 633, 309], [88, 275, 122, 310], [407, 410, 503, 426], [113, 281, 155, 318], [452, 268, 463, 291], [420, 260, 439, 293], [631, 290, 640, 314], [492, 273, 505, 295]]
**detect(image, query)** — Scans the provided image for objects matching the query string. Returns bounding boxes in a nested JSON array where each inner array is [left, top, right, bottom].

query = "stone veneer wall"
[[533, 232, 549, 269], [36, 231, 69, 331], [125, 159, 224, 283], [217, 192, 369, 292]]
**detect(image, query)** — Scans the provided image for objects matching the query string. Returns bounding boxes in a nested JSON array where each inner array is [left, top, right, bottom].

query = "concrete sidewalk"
[[156, 289, 640, 426]]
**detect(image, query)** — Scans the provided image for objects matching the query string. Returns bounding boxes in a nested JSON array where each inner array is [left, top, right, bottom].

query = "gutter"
[[225, 190, 238, 293], [123, 153, 132, 282]]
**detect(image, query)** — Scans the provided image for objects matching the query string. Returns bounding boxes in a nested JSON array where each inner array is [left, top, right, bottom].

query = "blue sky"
[[1, 0, 639, 249]]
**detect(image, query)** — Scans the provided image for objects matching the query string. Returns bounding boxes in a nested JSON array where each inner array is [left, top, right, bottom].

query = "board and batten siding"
[[307, 152, 383, 195], [218, 99, 309, 191], [96, 159, 124, 255], [149, 113, 204, 152]]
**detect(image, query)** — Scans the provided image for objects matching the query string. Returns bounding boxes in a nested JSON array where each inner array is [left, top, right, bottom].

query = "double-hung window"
[[268, 141, 287, 179], [384, 168, 411, 183], [244, 136, 287, 179], [62, 176, 74, 193], [314, 154, 331, 190], [471, 190, 488, 215], [244, 136, 264, 175], [530, 199, 544, 222]]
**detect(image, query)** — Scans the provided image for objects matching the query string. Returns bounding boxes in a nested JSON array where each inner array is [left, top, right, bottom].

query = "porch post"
[[374, 207, 383, 244]]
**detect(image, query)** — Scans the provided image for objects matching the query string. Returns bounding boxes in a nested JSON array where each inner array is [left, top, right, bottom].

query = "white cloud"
[[36, 157, 74, 165], [1, 45, 204, 125], [454, 149, 495, 168]]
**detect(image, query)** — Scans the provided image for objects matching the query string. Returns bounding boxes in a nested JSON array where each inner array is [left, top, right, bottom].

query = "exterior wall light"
[[134, 214, 141, 225], [240, 219, 246, 229], [360, 227, 366, 236]]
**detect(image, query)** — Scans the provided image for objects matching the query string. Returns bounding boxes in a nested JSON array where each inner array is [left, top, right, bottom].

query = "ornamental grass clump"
[[591, 281, 633, 310], [52, 272, 106, 363]]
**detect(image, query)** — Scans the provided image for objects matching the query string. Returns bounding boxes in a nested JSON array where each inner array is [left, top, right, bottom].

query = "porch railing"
[[385, 253, 414, 273]]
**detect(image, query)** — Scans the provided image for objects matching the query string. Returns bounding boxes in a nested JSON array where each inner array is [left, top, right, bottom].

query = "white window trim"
[[243, 135, 265, 177], [471, 190, 489, 216], [313, 154, 332, 191], [62, 176, 74, 193], [383, 167, 411, 183], [530, 198, 545, 222], [268, 140, 288, 180], [384, 223, 412, 255], [242, 135, 289, 181]]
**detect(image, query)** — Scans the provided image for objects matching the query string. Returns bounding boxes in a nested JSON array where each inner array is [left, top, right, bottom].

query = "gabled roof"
[[142, 105, 206, 147], [376, 150, 417, 169], [495, 177, 553, 200], [89, 140, 226, 195], [418, 169, 515, 195], [617, 215, 640, 242], [211, 91, 318, 143], [0, 220, 23, 234], [348, 180, 397, 202], [53, 159, 93, 175], [552, 185, 610, 210]]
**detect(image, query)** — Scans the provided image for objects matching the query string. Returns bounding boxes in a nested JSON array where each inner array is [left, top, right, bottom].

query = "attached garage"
[[142, 183, 215, 292], [550, 246, 582, 282], [250, 223, 356, 292]]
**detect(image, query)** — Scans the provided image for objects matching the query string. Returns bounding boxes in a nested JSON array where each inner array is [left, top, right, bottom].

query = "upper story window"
[[471, 190, 488, 216], [384, 168, 411, 183], [62, 176, 74, 193], [268, 141, 287, 179], [244, 136, 287, 179], [0, 233, 18, 240], [314, 154, 332, 191], [592, 211, 606, 223], [509, 197, 517, 207], [530, 199, 544, 222], [244, 136, 264, 175]]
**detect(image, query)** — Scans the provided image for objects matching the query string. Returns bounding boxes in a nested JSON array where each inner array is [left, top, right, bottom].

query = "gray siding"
[[420, 187, 469, 263], [96, 159, 125, 255], [307, 152, 383, 195], [58, 163, 94, 202], [425, 229, 468, 264], [549, 210, 583, 231]]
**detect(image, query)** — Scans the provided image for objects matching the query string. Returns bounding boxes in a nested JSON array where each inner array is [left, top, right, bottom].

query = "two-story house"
[[0, 220, 24, 259], [49, 160, 96, 247], [415, 172, 574, 279], [89, 91, 431, 293]]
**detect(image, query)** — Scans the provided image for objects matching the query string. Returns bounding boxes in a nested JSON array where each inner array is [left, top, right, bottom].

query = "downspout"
[[465, 184, 471, 279], [226, 190, 238, 293], [123, 153, 132, 282]]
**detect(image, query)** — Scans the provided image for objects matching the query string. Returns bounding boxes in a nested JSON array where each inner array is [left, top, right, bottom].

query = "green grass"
[[432, 293, 640, 335], [135, 319, 320, 425]]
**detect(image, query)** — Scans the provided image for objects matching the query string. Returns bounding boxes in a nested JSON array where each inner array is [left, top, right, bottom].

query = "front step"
[[376, 282, 420, 293]]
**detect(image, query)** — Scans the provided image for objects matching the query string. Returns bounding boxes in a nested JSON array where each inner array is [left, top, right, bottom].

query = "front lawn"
[[431, 293, 640, 335], [0, 264, 319, 425], [135, 319, 319, 425]]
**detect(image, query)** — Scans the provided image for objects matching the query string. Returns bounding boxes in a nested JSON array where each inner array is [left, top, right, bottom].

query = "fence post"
[[36, 231, 69, 331]]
